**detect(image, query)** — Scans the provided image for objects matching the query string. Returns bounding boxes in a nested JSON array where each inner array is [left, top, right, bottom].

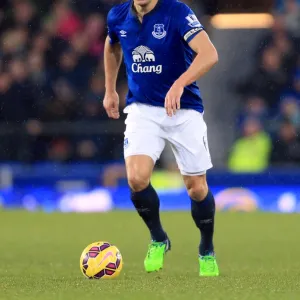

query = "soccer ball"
[[80, 241, 123, 279]]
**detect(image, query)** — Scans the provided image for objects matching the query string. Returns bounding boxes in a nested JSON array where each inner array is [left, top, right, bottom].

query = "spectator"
[[84, 14, 105, 58], [269, 96, 300, 133], [11, 0, 40, 35], [76, 139, 98, 162], [228, 118, 272, 173], [84, 74, 106, 121], [238, 46, 287, 108], [271, 121, 300, 166], [291, 71, 300, 99], [0, 27, 28, 58], [238, 96, 268, 127], [0, 59, 37, 122], [46, 1, 82, 40], [47, 138, 73, 162], [41, 79, 79, 122], [272, 28, 297, 78], [281, 0, 300, 38], [276, 0, 300, 11], [27, 51, 51, 103]]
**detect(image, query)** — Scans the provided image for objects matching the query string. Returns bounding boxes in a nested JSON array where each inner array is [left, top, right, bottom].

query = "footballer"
[[103, 0, 219, 276]]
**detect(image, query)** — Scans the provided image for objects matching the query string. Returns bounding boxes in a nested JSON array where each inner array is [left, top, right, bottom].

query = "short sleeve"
[[107, 9, 119, 45], [177, 4, 204, 43]]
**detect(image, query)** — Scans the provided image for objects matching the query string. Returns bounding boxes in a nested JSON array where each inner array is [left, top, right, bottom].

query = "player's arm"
[[165, 31, 218, 117], [165, 6, 218, 117], [104, 37, 123, 94], [103, 10, 123, 119], [176, 31, 218, 87], [104, 37, 123, 119]]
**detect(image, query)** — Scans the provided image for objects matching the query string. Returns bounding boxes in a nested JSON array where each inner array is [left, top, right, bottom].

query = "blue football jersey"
[[107, 0, 205, 112]]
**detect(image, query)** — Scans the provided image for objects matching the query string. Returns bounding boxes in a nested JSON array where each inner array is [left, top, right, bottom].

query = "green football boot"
[[199, 255, 220, 277], [144, 239, 171, 272]]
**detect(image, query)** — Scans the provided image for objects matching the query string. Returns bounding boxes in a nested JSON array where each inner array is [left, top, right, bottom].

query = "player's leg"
[[126, 155, 167, 243], [183, 174, 219, 276], [168, 109, 219, 276], [126, 156, 170, 273], [124, 104, 170, 272]]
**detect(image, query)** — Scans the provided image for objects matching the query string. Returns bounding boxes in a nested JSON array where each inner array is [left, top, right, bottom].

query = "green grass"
[[0, 211, 300, 300]]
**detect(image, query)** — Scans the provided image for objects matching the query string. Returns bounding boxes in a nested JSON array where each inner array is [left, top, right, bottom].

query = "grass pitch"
[[0, 211, 300, 300]]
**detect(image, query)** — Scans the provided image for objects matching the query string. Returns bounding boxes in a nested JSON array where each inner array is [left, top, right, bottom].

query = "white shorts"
[[123, 103, 213, 176]]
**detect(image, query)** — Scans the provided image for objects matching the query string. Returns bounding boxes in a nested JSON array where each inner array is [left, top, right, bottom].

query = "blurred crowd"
[[0, 0, 131, 162], [2, 0, 298, 171], [229, 0, 300, 172], [0, 0, 203, 163]]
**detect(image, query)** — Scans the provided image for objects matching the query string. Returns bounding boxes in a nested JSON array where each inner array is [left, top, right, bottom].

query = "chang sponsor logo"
[[131, 46, 162, 74]]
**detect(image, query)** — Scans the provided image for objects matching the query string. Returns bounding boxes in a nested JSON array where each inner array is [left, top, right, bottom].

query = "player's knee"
[[187, 181, 208, 202], [127, 173, 149, 192]]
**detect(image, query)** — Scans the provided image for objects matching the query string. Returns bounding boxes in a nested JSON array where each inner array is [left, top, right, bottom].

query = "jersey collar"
[[128, 0, 165, 20]]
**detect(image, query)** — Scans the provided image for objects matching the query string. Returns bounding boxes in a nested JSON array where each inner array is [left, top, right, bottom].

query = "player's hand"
[[165, 81, 184, 117], [103, 91, 120, 119]]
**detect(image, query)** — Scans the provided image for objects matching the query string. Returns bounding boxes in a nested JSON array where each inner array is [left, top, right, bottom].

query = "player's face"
[[134, 0, 154, 7]]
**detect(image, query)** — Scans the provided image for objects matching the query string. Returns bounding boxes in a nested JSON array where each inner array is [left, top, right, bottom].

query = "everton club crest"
[[152, 24, 167, 39]]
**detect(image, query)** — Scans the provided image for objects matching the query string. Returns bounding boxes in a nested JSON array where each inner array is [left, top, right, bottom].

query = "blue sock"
[[131, 184, 167, 242], [191, 190, 215, 256]]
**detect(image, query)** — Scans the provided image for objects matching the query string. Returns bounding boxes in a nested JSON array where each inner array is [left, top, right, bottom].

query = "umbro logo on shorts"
[[124, 138, 129, 149]]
